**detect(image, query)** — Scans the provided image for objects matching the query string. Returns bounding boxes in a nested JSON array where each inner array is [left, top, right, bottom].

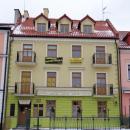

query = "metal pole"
[[129, 99, 130, 128], [37, 115, 39, 130]]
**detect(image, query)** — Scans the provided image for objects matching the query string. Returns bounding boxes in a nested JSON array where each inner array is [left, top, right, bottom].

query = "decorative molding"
[[68, 67, 85, 70], [13, 37, 116, 44]]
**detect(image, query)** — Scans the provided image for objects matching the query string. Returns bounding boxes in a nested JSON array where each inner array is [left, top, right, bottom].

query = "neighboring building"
[[0, 24, 12, 129], [5, 9, 120, 129], [119, 31, 130, 118]]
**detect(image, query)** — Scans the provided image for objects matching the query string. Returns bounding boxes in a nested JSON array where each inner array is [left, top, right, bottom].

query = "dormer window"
[[83, 25, 92, 33], [37, 23, 46, 32], [60, 24, 69, 33]]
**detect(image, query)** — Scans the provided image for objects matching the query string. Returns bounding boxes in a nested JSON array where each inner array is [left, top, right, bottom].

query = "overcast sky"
[[0, 0, 130, 31]]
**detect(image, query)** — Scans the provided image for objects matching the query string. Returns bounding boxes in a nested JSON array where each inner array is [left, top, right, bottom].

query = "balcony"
[[14, 82, 35, 96], [70, 58, 83, 63], [35, 87, 92, 96], [93, 83, 113, 97], [92, 53, 112, 67], [16, 51, 36, 66], [122, 87, 130, 93], [45, 57, 63, 64]]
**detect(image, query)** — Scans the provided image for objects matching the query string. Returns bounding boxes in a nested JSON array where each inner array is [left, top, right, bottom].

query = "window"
[[33, 104, 43, 117], [97, 73, 106, 95], [128, 65, 130, 80], [33, 104, 38, 117], [22, 44, 33, 62], [72, 72, 81, 87], [37, 23, 46, 32], [47, 72, 56, 87], [10, 104, 15, 116], [97, 73, 106, 86], [46, 100, 56, 117], [98, 101, 107, 118], [47, 45, 57, 57], [83, 25, 92, 33], [39, 104, 43, 116], [60, 24, 69, 33], [72, 45, 81, 58], [96, 46, 105, 64], [72, 101, 82, 117]]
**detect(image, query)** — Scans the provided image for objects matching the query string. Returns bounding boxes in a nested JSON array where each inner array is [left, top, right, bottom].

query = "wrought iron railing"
[[93, 83, 113, 96], [93, 53, 112, 64], [15, 82, 35, 95], [16, 51, 36, 63], [45, 57, 63, 64]]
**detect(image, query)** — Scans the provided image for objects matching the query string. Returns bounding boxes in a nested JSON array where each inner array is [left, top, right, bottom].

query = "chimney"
[[23, 10, 29, 19], [43, 8, 49, 17], [14, 9, 22, 24]]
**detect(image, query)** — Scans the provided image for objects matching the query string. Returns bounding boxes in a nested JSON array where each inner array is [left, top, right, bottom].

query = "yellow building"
[[5, 9, 120, 129]]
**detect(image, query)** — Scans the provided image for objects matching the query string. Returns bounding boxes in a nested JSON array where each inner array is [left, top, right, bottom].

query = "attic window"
[[37, 23, 46, 32], [60, 24, 69, 33], [83, 25, 92, 33]]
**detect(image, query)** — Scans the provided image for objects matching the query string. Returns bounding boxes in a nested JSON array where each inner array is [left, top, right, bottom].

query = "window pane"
[[23, 44, 32, 50], [60, 24, 69, 33], [33, 104, 38, 117], [128, 65, 130, 80], [72, 45, 81, 58], [47, 72, 56, 87], [98, 101, 107, 117], [72, 72, 81, 87], [37, 23, 46, 32], [96, 46, 105, 53], [72, 101, 81, 117], [97, 73, 106, 85], [39, 104, 43, 116], [48, 45, 57, 57], [83, 25, 92, 33], [46, 100, 56, 117], [10, 104, 15, 116]]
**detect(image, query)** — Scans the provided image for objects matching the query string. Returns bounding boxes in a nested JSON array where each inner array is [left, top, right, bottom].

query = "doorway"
[[18, 103, 31, 127]]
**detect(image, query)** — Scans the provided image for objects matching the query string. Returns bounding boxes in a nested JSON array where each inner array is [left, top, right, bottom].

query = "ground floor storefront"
[[4, 94, 120, 129]]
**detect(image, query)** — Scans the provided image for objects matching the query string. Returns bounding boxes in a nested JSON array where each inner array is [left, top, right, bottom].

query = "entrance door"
[[97, 73, 106, 95], [22, 44, 32, 62], [18, 104, 31, 127], [21, 71, 31, 94], [96, 46, 105, 64]]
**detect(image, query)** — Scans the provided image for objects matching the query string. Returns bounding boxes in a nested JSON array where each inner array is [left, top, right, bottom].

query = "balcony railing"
[[35, 86, 92, 96], [70, 58, 83, 63], [45, 57, 63, 64], [16, 51, 36, 65], [93, 53, 112, 67], [93, 83, 113, 96], [15, 82, 35, 96]]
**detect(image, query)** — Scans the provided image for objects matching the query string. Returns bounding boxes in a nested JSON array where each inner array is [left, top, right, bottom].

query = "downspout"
[[0, 30, 10, 130], [3, 33, 13, 129], [115, 38, 122, 123]]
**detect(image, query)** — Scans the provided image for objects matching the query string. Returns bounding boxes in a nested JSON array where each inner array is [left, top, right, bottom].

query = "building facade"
[[0, 24, 11, 129], [119, 31, 130, 118], [5, 9, 120, 129]]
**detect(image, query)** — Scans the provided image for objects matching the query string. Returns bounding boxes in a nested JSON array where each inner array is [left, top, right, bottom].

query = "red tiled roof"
[[12, 14, 119, 39], [119, 31, 130, 49], [57, 14, 72, 22], [80, 15, 96, 24], [33, 13, 49, 21]]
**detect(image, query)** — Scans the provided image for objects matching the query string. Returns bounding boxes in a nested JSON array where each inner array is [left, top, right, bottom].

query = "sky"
[[0, 0, 130, 31]]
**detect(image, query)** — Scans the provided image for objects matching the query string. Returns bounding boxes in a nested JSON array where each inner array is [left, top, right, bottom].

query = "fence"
[[31, 116, 121, 130]]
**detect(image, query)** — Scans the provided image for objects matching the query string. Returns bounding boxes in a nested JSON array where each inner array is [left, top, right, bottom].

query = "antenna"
[[24, 0, 26, 10], [102, 0, 107, 20]]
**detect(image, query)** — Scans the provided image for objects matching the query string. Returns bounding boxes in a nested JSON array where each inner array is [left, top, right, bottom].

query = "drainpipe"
[[115, 38, 122, 124], [0, 30, 10, 130]]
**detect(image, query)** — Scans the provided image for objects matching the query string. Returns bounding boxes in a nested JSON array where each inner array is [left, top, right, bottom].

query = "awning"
[[19, 100, 31, 105]]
